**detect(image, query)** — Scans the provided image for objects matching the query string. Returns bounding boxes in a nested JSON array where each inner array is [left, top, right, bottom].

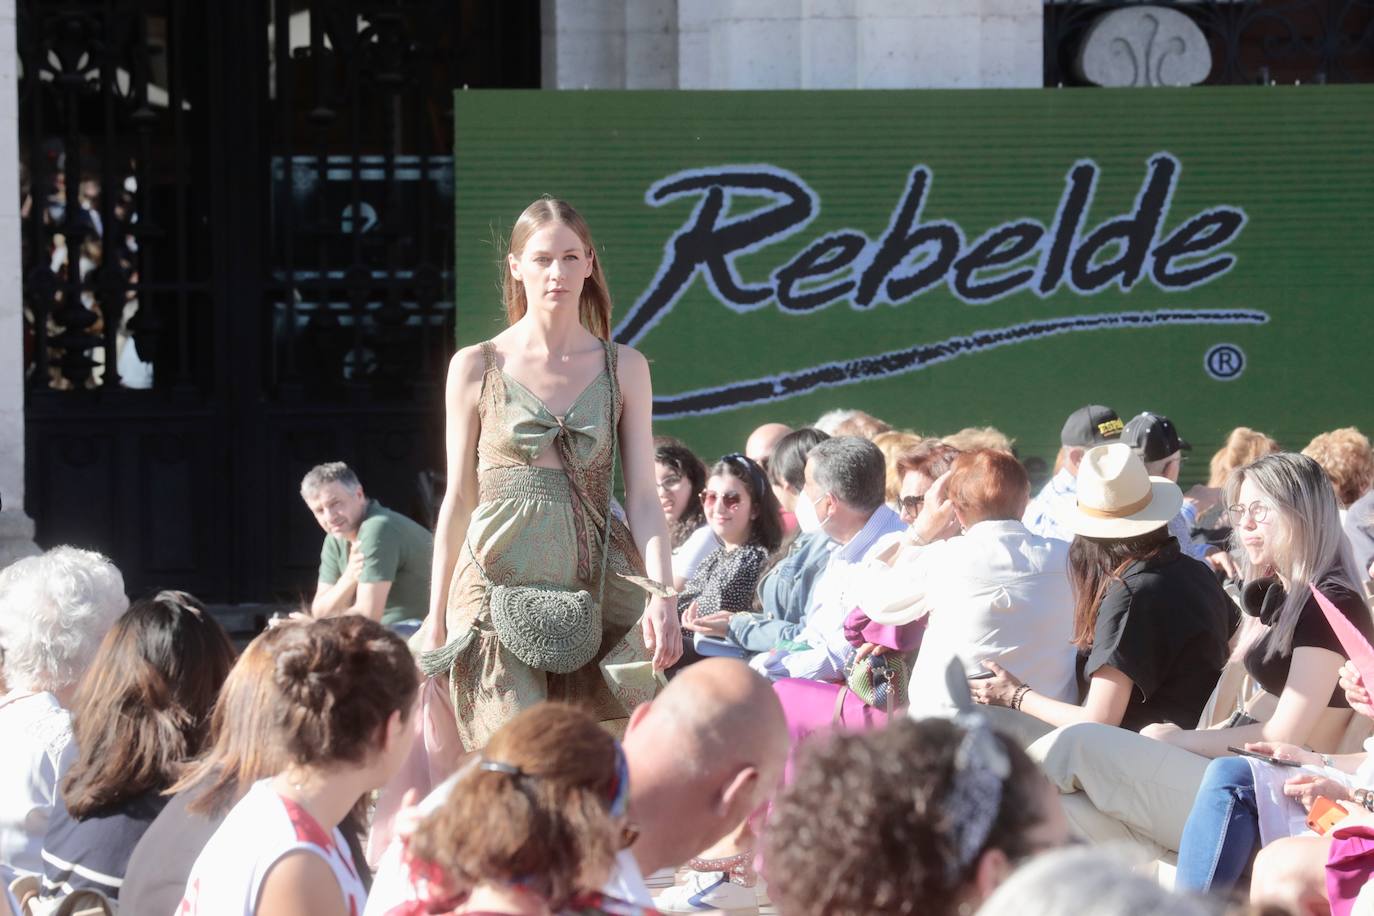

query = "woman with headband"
[[677, 454, 784, 666], [376, 703, 648, 916], [765, 714, 1070, 916]]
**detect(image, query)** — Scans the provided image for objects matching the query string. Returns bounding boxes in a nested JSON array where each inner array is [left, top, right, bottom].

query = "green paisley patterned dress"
[[440, 339, 651, 751]]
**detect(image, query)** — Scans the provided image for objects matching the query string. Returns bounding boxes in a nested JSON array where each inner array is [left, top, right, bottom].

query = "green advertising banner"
[[454, 87, 1374, 479]]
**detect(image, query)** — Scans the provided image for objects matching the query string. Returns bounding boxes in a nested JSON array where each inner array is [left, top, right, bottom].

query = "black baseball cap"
[[1123, 411, 1192, 463], [1061, 405, 1124, 447]]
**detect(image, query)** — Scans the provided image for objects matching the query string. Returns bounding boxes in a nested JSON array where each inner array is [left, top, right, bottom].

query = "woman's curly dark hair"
[[654, 436, 708, 548], [764, 718, 1048, 916]]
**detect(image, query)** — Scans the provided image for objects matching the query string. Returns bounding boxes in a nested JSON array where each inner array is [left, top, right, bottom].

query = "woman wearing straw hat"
[[969, 442, 1231, 732], [1004, 450, 1373, 865]]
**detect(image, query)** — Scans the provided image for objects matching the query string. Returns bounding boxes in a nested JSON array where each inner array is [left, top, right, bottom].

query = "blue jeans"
[[1175, 756, 1261, 893]]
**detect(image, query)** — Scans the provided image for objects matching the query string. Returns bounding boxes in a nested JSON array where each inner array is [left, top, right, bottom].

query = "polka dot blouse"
[[678, 541, 770, 616]]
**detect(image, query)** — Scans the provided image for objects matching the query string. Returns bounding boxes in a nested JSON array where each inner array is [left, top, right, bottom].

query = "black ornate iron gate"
[[20, 0, 538, 605]]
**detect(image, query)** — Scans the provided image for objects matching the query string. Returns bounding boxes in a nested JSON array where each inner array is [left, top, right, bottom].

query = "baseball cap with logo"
[[1123, 412, 1192, 463], [1060, 405, 1124, 448]]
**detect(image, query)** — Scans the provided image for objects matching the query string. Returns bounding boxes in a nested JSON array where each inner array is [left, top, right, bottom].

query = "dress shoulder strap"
[[603, 339, 620, 402], [479, 340, 498, 373]]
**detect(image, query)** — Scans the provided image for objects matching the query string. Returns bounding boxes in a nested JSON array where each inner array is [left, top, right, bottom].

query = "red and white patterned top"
[[177, 779, 367, 916]]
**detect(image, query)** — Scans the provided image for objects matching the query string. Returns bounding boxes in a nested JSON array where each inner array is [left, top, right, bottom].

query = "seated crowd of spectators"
[[3, 405, 1374, 916]]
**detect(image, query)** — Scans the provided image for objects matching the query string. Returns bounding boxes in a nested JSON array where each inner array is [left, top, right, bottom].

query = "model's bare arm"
[[617, 345, 682, 669], [419, 346, 484, 651]]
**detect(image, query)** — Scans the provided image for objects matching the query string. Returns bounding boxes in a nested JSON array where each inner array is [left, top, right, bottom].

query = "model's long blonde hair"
[[503, 198, 613, 340]]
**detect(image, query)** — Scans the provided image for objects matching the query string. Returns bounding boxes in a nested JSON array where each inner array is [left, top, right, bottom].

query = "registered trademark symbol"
[[1205, 344, 1245, 381]]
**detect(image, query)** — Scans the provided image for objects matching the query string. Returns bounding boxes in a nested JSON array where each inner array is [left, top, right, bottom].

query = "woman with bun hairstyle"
[[177, 617, 418, 916], [421, 197, 680, 754], [37, 591, 236, 905], [124, 622, 373, 914], [381, 702, 644, 916]]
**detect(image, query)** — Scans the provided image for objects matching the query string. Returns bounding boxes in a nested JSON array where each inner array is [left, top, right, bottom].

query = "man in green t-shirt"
[[300, 462, 434, 633]]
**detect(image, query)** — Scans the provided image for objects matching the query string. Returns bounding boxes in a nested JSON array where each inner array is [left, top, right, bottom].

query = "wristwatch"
[[1354, 787, 1374, 812]]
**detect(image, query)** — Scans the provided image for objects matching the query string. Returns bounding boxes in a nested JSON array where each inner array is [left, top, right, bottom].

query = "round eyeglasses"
[[1227, 501, 1270, 525]]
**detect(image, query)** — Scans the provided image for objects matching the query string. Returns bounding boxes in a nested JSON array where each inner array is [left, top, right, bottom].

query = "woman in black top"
[[675, 454, 784, 667], [39, 591, 236, 905], [973, 443, 1231, 731], [1009, 451, 1371, 859], [1139, 451, 1371, 754]]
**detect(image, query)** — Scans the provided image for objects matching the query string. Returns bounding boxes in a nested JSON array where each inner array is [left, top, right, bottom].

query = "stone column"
[[0, 0, 39, 569], [624, 0, 678, 89], [678, 0, 1042, 89], [541, 0, 679, 89], [544, 0, 1042, 90], [542, 0, 627, 90]]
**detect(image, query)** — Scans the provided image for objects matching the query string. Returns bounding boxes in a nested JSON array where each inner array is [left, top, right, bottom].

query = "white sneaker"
[[652, 870, 759, 914]]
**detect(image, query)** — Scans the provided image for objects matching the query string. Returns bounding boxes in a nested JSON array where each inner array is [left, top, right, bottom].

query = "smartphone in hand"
[[1227, 745, 1302, 767]]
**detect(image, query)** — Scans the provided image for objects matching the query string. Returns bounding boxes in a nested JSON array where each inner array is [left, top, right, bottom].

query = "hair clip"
[[478, 759, 524, 777], [942, 712, 1012, 882]]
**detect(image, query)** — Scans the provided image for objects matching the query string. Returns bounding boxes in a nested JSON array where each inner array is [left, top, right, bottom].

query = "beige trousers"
[[1027, 722, 1211, 856], [979, 705, 1057, 748]]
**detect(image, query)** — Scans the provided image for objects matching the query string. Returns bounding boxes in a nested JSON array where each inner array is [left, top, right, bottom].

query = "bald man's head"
[[746, 423, 793, 465], [653, 659, 786, 768], [621, 659, 789, 871]]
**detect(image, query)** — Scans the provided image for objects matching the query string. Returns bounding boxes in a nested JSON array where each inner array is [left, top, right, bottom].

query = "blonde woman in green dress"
[[419, 198, 682, 753]]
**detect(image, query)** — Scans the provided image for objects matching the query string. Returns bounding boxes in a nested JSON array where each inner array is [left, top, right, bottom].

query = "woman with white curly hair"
[[0, 546, 127, 883]]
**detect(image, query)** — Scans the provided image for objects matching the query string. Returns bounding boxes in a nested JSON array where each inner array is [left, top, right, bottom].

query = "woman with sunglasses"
[[1021, 452, 1372, 869], [894, 440, 962, 533], [676, 455, 784, 668]]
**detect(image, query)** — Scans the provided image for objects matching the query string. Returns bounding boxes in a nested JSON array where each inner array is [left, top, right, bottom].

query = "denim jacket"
[[726, 530, 833, 654]]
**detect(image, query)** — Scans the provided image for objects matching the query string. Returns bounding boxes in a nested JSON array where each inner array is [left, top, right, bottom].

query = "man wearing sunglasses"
[[750, 436, 907, 683]]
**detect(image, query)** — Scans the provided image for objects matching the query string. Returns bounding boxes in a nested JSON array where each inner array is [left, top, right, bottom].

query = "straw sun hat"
[[1069, 442, 1183, 539]]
